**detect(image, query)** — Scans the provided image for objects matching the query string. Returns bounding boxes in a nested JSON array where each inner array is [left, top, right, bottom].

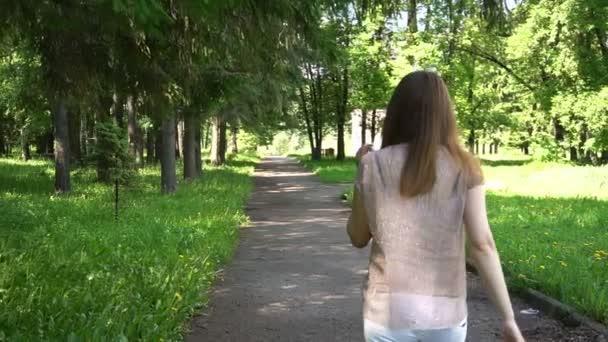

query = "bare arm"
[[347, 145, 374, 248], [464, 186, 524, 341], [347, 187, 372, 248]]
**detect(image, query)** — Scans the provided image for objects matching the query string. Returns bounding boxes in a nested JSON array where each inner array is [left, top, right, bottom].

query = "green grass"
[[295, 154, 608, 324], [294, 155, 358, 183], [0, 154, 257, 340]]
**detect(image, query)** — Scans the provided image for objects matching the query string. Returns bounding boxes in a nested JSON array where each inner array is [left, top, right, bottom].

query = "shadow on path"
[[186, 157, 602, 342]]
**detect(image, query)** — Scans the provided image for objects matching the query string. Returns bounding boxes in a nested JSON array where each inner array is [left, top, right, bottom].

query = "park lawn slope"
[[0, 154, 257, 340], [295, 155, 608, 325]]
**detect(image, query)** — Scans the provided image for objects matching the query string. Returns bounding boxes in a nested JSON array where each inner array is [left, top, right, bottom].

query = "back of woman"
[[358, 145, 468, 330], [347, 71, 525, 342]]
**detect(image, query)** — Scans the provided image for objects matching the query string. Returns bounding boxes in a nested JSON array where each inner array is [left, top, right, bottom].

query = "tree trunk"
[[231, 125, 238, 154], [407, 0, 418, 33], [371, 109, 377, 143], [146, 127, 155, 165], [570, 147, 578, 162], [601, 150, 608, 164], [553, 118, 565, 142], [314, 66, 324, 160], [482, 143, 485, 155], [493, 140, 500, 154], [361, 110, 368, 145], [176, 119, 184, 159], [475, 140, 479, 154], [195, 121, 202, 176], [211, 116, 227, 166], [336, 66, 348, 161], [467, 129, 475, 153], [20, 126, 31, 161], [53, 98, 71, 193], [299, 86, 315, 157], [126, 95, 143, 167], [183, 115, 200, 180], [523, 143, 530, 155], [203, 120, 210, 150], [113, 93, 125, 129], [160, 114, 177, 193], [80, 111, 88, 161]]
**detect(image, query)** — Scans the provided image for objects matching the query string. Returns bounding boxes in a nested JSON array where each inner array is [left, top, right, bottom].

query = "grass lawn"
[[295, 154, 608, 324], [0, 154, 257, 340]]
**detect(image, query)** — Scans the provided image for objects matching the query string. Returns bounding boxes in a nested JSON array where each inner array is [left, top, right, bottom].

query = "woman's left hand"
[[356, 144, 374, 161]]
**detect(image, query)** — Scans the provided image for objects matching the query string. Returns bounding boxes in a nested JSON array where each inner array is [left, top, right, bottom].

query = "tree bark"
[[299, 86, 315, 157], [468, 129, 475, 153], [203, 120, 210, 150], [569, 147, 578, 161], [553, 118, 565, 142], [371, 109, 377, 143], [407, 0, 418, 33], [336, 66, 348, 161], [601, 150, 608, 164], [195, 121, 202, 176], [361, 110, 368, 146], [112, 93, 125, 129], [475, 140, 479, 154], [126, 95, 137, 159], [20, 125, 31, 161], [211, 116, 227, 166], [80, 111, 88, 160], [183, 114, 200, 180], [53, 98, 71, 193], [176, 119, 184, 159], [160, 114, 177, 193]]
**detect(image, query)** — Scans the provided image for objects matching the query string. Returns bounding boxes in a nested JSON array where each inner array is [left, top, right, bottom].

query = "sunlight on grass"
[[295, 154, 608, 324], [0, 154, 257, 340]]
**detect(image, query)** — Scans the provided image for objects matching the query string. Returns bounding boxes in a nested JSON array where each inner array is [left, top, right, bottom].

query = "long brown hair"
[[381, 71, 482, 197]]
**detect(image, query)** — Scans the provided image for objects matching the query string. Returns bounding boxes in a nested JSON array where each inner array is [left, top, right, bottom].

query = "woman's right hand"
[[503, 319, 525, 342]]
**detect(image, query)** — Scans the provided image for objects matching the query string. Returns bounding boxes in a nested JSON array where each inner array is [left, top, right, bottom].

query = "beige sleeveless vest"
[[357, 144, 468, 330]]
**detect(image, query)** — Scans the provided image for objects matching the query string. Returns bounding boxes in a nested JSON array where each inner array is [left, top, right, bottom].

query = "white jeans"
[[364, 318, 468, 342]]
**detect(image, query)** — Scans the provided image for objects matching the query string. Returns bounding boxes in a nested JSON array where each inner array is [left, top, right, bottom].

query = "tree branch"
[[456, 44, 535, 93]]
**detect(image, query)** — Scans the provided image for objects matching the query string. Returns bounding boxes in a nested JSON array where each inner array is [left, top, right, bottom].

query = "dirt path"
[[187, 157, 603, 342]]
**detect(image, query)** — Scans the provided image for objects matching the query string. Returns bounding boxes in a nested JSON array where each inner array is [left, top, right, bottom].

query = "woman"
[[347, 71, 525, 342]]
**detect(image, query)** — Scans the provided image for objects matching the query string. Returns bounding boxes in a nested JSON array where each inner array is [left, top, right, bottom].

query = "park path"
[[187, 157, 602, 342]]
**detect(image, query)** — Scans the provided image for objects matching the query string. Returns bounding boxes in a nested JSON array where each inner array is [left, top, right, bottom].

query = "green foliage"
[[93, 120, 135, 184], [297, 154, 608, 324], [0, 155, 256, 340]]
